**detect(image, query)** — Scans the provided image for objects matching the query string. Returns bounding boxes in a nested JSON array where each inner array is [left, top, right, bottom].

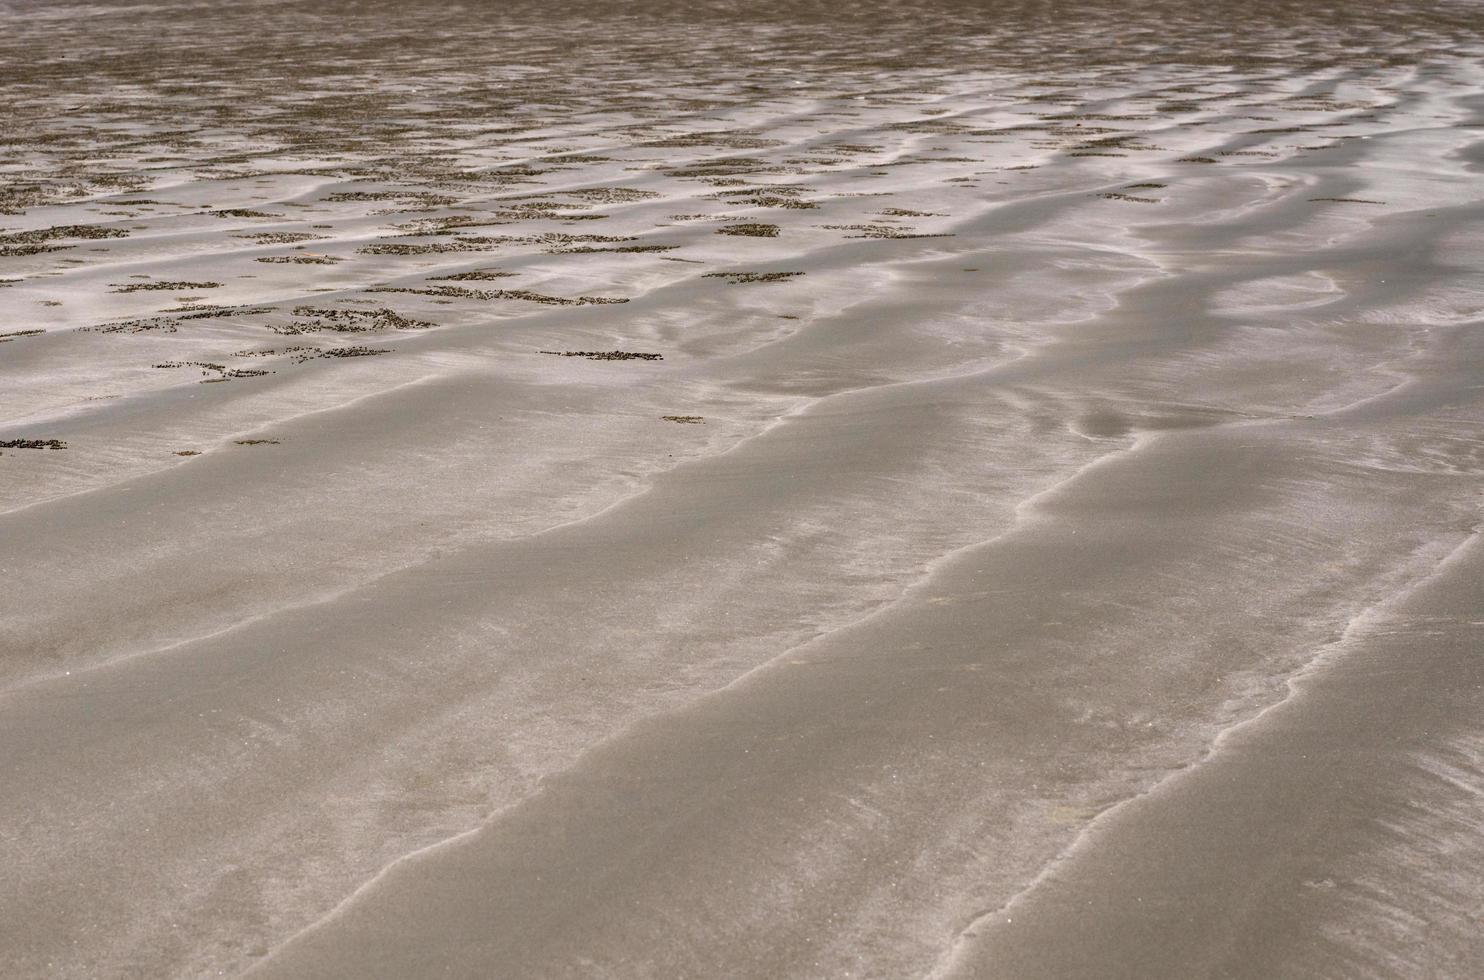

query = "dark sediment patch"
[[154, 361, 270, 381], [292, 346, 391, 362], [256, 254, 341, 264], [0, 224, 128, 245], [110, 281, 222, 292], [821, 223, 953, 239], [209, 208, 280, 218], [371, 287, 625, 307], [539, 350, 662, 361], [716, 222, 779, 237], [702, 271, 803, 284], [278, 307, 432, 334], [429, 270, 515, 281], [234, 232, 327, 244], [556, 243, 680, 254], [88, 318, 180, 334], [356, 240, 496, 255]]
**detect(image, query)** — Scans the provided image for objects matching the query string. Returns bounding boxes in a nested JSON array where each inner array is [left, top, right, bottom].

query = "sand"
[[2, 0, 1483, 976]]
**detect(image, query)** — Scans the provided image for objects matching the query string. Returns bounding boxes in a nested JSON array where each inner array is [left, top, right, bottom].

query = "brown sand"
[[2, 1, 1483, 977]]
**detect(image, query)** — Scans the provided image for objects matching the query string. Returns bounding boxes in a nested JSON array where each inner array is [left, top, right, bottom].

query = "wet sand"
[[2, 1, 1483, 977]]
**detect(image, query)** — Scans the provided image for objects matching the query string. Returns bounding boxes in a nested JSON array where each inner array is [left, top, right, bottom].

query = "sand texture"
[[2, 0, 1483, 976]]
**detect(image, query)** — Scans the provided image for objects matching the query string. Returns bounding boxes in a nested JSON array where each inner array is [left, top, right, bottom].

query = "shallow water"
[[2, 1, 1483, 977]]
